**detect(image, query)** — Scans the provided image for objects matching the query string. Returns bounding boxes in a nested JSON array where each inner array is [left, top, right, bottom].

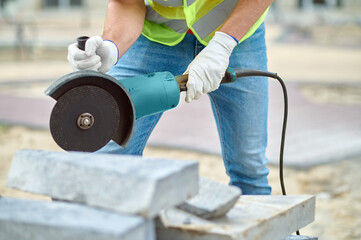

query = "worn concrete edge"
[[205, 195, 240, 219], [155, 213, 232, 240], [156, 195, 315, 240], [177, 177, 241, 219], [239, 195, 316, 240], [177, 199, 241, 220], [6, 149, 199, 218], [147, 161, 199, 218], [0, 196, 155, 240]]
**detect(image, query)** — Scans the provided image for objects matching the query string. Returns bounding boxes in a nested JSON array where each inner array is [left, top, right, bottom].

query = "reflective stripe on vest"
[[192, 0, 238, 39], [145, 0, 185, 19], [145, 6, 188, 33], [143, 0, 269, 46]]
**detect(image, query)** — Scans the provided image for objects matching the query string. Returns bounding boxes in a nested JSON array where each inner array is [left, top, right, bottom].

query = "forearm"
[[102, 0, 146, 59], [219, 0, 273, 41]]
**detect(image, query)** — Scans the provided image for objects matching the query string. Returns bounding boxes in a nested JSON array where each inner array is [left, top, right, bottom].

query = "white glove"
[[185, 31, 237, 102], [67, 36, 119, 73]]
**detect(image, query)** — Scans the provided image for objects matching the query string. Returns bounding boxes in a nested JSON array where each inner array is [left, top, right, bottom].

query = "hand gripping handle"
[[175, 67, 237, 92]]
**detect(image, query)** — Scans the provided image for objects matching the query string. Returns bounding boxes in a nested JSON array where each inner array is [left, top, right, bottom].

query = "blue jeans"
[[98, 23, 271, 195]]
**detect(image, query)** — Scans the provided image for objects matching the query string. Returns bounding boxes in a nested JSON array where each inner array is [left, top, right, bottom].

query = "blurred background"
[[0, 0, 361, 239]]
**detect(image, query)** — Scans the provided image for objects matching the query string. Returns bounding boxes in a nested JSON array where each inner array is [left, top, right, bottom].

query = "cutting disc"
[[50, 85, 120, 152]]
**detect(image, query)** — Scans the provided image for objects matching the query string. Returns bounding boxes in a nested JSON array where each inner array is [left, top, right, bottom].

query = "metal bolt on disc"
[[77, 113, 94, 130]]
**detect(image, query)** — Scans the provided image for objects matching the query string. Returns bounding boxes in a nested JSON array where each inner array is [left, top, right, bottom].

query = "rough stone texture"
[[156, 195, 315, 240], [177, 176, 241, 219], [0, 197, 154, 240], [284, 236, 318, 240], [6, 150, 198, 218]]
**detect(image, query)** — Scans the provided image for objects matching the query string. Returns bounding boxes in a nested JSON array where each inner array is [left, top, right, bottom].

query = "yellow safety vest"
[[142, 0, 269, 46]]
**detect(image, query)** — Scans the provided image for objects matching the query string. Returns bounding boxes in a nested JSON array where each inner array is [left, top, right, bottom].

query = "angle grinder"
[[46, 36, 285, 153], [45, 36, 241, 152]]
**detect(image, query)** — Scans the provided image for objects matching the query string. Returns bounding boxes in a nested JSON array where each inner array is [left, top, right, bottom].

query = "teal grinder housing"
[[120, 71, 180, 119]]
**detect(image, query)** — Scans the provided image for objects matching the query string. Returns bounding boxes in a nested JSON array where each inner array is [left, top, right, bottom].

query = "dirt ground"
[[0, 125, 360, 239]]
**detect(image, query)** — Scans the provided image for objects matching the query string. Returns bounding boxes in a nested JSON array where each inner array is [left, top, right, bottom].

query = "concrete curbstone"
[[177, 176, 241, 219], [157, 195, 316, 240], [0, 196, 154, 240], [6, 149, 199, 218]]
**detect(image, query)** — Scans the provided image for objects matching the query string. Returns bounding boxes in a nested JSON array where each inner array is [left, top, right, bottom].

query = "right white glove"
[[67, 36, 119, 73], [184, 31, 237, 102]]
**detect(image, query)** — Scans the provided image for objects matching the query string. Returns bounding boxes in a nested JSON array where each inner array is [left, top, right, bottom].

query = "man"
[[68, 0, 274, 195]]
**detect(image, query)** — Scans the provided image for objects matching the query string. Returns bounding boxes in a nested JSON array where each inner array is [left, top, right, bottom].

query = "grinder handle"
[[77, 36, 90, 51], [175, 67, 237, 92]]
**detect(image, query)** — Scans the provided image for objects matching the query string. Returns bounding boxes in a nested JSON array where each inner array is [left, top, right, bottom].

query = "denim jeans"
[[98, 23, 271, 195]]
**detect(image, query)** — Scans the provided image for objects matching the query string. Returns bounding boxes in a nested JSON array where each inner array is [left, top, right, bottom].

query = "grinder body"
[[119, 71, 180, 119], [46, 70, 182, 152]]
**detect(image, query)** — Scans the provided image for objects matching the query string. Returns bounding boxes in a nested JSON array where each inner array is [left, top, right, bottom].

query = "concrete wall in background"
[[86, 0, 107, 9], [0, 0, 107, 11], [269, 0, 361, 11], [1, 0, 361, 12]]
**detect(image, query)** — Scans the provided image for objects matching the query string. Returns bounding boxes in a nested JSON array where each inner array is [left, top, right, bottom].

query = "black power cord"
[[234, 69, 300, 236]]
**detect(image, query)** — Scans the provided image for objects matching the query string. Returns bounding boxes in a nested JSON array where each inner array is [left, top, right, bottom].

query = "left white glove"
[[67, 36, 118, 73], [185, 31, 237, 102]]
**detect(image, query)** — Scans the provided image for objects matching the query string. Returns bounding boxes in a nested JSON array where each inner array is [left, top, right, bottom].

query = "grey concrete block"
[[0, 196, 154, 240], [284, 236, 318, 240], [177, 177, 241, 219], [6, 150, 198, 218], [156, 195, 316, 240]]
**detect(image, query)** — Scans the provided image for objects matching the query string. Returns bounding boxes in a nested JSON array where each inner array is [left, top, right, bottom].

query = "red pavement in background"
[[0, 93, 55, 129], [149, 82, 361, 167], [0, 82, 360, 167]]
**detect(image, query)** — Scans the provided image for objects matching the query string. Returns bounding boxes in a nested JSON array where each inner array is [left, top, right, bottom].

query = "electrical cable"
[[234, 69, 300, 236]]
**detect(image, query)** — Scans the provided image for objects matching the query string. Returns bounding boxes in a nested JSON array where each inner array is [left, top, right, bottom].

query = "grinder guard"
[[46, 70, 135, 150]]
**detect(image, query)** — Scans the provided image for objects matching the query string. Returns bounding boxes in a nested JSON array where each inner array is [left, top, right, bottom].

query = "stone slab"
[[0, 196, 154, 240], [156, 195, 315, 240], [6, 150, 198, 218], [177, 177, 241, 219], [284, 236, 318, 240]]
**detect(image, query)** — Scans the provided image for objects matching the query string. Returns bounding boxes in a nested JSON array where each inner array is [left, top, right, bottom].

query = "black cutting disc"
[[50, 85, 120, 152]]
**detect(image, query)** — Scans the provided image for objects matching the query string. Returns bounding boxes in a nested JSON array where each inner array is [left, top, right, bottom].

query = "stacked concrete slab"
[[0, 197, 154, 240], [156, 195, 316, 240], [6, 150, 199, 218], [3, 149, 317, 239], [177, 176, 241, 219], [4, 149, 200, 240]]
